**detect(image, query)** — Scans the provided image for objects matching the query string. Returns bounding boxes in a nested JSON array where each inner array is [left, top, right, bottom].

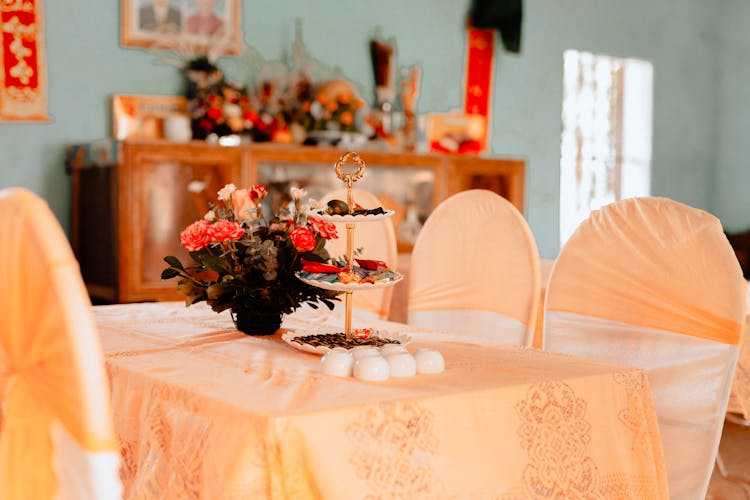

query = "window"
[[559, 50, 653, 245]]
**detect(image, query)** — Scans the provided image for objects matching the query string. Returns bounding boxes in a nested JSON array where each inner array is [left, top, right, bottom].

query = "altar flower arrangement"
[[161, 183, 341, 335]]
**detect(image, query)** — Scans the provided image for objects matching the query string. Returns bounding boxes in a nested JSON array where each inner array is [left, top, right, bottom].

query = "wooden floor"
[[707, 416, 750, 499]]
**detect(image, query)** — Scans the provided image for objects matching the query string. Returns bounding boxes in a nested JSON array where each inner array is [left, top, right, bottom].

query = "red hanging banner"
[[1, 0, 48, 121], [463, 27, 495, 151]]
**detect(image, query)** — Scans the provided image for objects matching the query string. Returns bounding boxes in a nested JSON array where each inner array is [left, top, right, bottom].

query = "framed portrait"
[[120, 0, 242, 55]]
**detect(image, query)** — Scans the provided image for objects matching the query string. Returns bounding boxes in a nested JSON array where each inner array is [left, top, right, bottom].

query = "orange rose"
[[309, 217, 338, 239], [232, 189, 255, 220], [180, 220, 212, 251], [289, 226, 316, 251], [210, 219, 244, 242]]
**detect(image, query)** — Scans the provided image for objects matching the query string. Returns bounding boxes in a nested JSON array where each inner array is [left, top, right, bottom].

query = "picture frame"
[[112, 94, 187, 140], [120, 0, 242, 55]]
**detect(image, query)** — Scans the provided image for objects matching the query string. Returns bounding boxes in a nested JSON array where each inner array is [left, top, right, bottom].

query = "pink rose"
[[289, 226, 316, 251], [250, 184, 268, 202], [180, 220, 212, 252], [210, 219, 244, 242], [308, 217, 338, 239], [232, 189, 255, 220]]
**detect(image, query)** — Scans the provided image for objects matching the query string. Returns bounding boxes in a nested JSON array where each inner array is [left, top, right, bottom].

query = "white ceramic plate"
[[306, 208, 395, 223], [281, 329, 412, 355], [296, 272, 403, 291]]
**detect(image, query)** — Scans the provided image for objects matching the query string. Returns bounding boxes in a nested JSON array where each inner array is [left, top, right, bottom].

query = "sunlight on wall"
[[559, 50, 653, 246]]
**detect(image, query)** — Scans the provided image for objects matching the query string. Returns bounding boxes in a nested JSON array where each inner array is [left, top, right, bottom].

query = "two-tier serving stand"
[[284, 152, 406, 353]]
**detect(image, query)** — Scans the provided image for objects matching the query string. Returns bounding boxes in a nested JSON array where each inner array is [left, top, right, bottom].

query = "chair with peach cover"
[[543, 196, 746, 500], [320, 188, 399, 320], [0, 188, 121, 499], [407, 189, 540, 346]]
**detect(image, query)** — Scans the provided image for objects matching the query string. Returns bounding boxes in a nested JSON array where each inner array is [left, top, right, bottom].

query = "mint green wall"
[[0, 0, 734, 258], [713, 0, 750, 233]]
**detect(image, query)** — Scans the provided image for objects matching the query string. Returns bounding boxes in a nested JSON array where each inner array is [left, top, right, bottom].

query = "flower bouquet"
[[161, 184, 341, 335]]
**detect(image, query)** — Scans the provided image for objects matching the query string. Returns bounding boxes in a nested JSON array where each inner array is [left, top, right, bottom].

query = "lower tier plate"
[[281, 329, 412, 355]]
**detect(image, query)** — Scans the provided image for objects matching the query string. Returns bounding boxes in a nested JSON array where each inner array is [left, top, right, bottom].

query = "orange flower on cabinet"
[[339, 111, 354, 127]]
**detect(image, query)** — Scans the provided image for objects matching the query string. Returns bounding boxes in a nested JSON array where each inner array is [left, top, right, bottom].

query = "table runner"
[[95, 302, 668, 499]]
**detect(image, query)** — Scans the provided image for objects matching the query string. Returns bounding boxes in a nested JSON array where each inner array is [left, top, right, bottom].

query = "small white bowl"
[[351, 346, 382, 360], [320, 349, 354, 377], [414, 348, 445, 374], [353, 355, 390, 381], [385, 352, 417, 378], [379, 343, 409, 357]]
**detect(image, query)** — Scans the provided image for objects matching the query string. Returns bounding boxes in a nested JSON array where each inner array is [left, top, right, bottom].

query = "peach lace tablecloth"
[[94, 302, 668, 499]]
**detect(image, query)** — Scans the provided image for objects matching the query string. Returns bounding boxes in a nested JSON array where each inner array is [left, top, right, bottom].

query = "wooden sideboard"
[[66, 140, 526, 303]]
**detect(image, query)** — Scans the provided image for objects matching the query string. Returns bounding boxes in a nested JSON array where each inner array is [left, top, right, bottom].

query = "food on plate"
[[300, 259, 344, 274], [323, 199, 386, 217], [297, 258, 398, 286], [292, 332, 400, 349], [355, 258, 388, 270], [326, 199, 349, 215]]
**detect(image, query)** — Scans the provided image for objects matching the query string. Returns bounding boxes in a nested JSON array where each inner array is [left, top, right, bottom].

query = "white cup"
[[385, 352, 417, 378], [320, 348, 354, 377], [379, 343, 408, 357], [353, 355, 390, 381], [414, 348, 445, 374], [164, 114, 192, 142]]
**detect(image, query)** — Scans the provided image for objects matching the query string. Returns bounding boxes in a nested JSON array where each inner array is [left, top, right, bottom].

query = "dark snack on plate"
[[351, 206, 386, 216], [294, 332, 400, 349], [323, 199, 386, 217], [326, 199, 349, 215]]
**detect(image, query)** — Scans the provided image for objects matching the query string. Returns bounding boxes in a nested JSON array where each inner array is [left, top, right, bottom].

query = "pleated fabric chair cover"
[[0, 188, 121, 499], [408, 189, 540, 346], [544, 196, 746, 500], [320, 188, 398, 320]]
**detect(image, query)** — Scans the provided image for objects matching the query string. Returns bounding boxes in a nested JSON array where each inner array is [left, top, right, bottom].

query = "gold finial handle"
[[334, 151, 367, 189]]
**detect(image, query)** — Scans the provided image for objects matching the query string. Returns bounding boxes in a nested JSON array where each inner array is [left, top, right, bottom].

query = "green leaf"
[[313, 236, 326, 253], [163, 255, 184, 270], [200, 254, 230, 273], [161, 268, 181, 280], [206, 283, 231, 301], [300, 252, 326, 263]]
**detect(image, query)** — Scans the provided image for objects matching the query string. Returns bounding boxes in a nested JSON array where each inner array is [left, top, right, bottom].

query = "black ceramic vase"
[[231, 306, 283, 336]]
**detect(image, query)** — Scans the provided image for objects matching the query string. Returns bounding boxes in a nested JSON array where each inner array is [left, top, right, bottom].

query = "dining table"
[[95, 301, 669, 499]]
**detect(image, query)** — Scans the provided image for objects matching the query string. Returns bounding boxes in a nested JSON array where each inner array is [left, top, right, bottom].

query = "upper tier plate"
[[296, 271, 403, 291], [306, 208, 395, 223]]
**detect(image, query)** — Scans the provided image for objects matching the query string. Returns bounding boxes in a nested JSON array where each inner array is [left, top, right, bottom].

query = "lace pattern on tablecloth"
[[347, 400, 442, 499], [110, 364, 271, 500], [515, 378, 664, 499]]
